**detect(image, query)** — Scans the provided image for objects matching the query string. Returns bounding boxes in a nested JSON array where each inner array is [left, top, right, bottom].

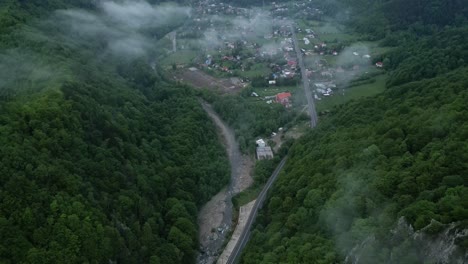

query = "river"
[[197, 100, 253, 264]]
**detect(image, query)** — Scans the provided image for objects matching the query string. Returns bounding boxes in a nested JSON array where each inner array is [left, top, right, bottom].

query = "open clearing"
[[174, 68, 245, 94], [236, 63, 271, 79], [316, 73, 387, 111], [161, 50, 198, 65]]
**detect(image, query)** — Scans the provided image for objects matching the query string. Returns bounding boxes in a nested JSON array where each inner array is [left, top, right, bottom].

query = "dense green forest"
[[0, 1, 229, 263], [242, 67, 468, 263], [242, 0, 468, 263]]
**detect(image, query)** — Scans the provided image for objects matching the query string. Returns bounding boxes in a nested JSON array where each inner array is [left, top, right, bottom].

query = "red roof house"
[[287, 60, 297, 67], [276, 92, 292, 107]]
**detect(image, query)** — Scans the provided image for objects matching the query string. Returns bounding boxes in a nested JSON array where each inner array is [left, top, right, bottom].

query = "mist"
[[0, 0, 192, 98], [197, 9, 277, 49], [231, 10, 273, 37], [0, 50, 57, 93], [55, 0, 191, 57], [336, 43, 371, 67]]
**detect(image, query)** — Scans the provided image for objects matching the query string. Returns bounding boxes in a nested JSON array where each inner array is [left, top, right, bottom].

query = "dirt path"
[[197, 101, 253, 264]]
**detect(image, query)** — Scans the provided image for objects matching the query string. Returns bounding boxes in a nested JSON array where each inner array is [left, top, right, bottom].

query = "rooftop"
[[256, 146, 273, 160]]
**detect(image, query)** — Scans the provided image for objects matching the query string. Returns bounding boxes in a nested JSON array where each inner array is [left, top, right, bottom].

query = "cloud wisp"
[[56, 0, 191, 57]]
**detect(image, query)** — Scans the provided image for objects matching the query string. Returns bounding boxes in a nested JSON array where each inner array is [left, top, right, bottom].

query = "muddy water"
[[197, 101, 252, 264]]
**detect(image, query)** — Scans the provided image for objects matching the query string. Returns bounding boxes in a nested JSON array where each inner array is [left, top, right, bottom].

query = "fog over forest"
[[0, 0, 466, 264]]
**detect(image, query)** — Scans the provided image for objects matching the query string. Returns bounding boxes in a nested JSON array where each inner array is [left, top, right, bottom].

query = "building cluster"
[[179, 0, 385, 106], [195, 0, 249, 16]]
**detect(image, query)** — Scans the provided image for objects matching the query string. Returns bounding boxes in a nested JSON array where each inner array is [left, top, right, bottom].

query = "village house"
[[315, 82, 336, 97], [287, 59, 297, 68], [275, 92, 292, 107]]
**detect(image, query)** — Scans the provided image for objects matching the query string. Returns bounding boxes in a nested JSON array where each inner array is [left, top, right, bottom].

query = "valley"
[[0, 0, 466, 264]]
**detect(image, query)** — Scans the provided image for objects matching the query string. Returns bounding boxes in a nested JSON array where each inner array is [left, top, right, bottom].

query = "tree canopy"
[[241, 0, 468, 263], [0, 1, 229, 263]]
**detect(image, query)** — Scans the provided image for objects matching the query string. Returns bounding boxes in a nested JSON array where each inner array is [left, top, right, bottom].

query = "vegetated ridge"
[[0, 1, 229, 263], [241, 0, 468, 263]]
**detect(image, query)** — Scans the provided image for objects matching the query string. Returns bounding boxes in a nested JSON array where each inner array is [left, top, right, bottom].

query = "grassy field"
[[354, 41, 395, 57], [296, 19, 322, 30], [160, 50, 198, 66], [296, 17, 358, 44], [252, 85, 298, 97], [316, 73, 387, 111], [237, 63, 271, 79], [232, 186, 261, 208]]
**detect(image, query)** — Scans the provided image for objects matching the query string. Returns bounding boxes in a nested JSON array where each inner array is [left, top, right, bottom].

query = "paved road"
[[290, 24, 318, 128], [226, 157, 288, 264]]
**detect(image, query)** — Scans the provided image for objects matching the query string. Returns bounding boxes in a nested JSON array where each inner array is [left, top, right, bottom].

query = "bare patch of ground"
[[271, 126, 303, 152], [232, 155, 254, 194], [174, 67, 246, 94]]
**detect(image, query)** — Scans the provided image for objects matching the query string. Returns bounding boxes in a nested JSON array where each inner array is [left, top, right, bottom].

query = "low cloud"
[[0, 0, 191, 96], [56, 0, 191, 57], [0, 50, 55, 91], [197, 9, 277, 49], [231, 10, 273, 37], [336, 43, 371, 67]]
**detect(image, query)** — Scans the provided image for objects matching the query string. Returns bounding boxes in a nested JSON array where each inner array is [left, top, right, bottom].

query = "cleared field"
[[174, 68, 245, 94], [236, 63, 271, 79], [160, 50, 198, 65], [252, 85, 298, 97], [232, 186, 261, 208], [316, 73, 387, 111]]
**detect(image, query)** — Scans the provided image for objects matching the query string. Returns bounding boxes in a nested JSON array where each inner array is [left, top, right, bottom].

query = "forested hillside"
[[0, 1, 229, 263], [242, 0, 468, 263], [242, 67, 468, 263]]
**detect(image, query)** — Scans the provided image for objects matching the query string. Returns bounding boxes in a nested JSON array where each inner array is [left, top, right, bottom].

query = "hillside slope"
[[241, 0, 468, 263], [242, 67, 468, 263], [0, 1, 229, 263]]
